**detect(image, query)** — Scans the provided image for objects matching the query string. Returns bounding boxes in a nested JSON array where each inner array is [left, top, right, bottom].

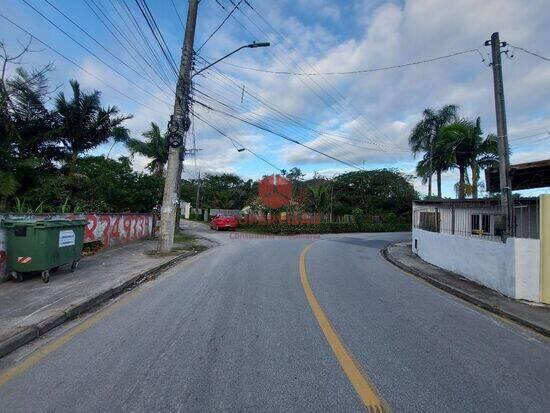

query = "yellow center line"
[[299, 243, 391, 412]]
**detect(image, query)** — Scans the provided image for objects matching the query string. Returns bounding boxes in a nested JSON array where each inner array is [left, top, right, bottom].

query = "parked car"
[[210, 214, 238, 231]]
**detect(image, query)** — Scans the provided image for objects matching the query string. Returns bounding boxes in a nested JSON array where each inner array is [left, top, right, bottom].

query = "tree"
[[126, 122, 168, 177], [332, 169, 418, 216], [1, 39, 58, 204], [52, 80, 132, 174], [438, 117, 498, 199], [409, 105, 458, 197], [307, 185, 329, 213]]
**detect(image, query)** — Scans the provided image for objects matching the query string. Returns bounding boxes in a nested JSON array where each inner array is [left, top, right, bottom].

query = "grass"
[[144, 231, 205, 257]]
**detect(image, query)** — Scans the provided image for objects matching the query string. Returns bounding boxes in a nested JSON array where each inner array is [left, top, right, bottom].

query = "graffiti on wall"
[[0, 213, 153, 278], [84, 214, 152, 248]]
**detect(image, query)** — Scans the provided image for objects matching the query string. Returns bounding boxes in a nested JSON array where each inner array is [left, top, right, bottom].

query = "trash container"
[[2, 219, 86, 283]]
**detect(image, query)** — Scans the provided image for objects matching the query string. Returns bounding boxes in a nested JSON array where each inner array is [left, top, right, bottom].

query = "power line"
[[207, 48, 484, 75], [196, 0, 243, 54], [222, 2, 406, 155], [509, 44, 550, 62], [194, 55, 405, 152], [22, 0, 171, 105], [193, 111, 282, 172], [0, 13, 166, 115], [134, 0, 179, 75], [194, 99, 364, 170], [193, 84, 390, 155], [42, 0, 170, 96], [170, 0, 185, 27], [116, 0, 177, 87], [85, 0, 175, 88]]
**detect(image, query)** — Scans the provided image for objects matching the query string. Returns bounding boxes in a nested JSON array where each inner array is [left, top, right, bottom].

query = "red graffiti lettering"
[[138, 216, 144, 237], [123, 216, 132, 240], [99, 215, 111, 248], [85, 214, 97, 242], [0, 251, 6, 263], [110, 215, 121, 240]]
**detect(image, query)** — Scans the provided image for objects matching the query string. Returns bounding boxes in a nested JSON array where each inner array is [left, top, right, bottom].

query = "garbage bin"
[[2, 219, 86, 283]]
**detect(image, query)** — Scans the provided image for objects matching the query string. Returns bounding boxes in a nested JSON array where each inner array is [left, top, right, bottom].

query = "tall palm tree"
[[53, 80, 131, 173], [415, 146, 453, 198], [409, 105, 458, 197], [125, 122, 168, 177], [438, 117, 498, 199]]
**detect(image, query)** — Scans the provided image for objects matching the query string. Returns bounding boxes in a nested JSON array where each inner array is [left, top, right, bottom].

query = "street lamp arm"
[[192, 42, 270, 78]]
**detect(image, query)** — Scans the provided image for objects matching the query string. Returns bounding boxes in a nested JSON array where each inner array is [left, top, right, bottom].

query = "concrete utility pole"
[[158, 0, 199, 253], [195, 170, 201, 212], [486, 32, 513, 236]]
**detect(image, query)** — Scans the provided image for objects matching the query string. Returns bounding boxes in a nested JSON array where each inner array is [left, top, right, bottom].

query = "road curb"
[[0, 249, 202, 359], [382, 246, 550, 337]]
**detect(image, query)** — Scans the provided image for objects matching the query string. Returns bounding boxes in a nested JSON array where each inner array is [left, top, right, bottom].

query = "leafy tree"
[[52, 80, 132, 174], [180, 173, 255, 210], [125, 122, 168, 177], [307, 185, 330, 213], [438, 117, 498, 199], [409, 105, 458, 197], [23, 156, 163, 212], [332, 169, 418, 216]]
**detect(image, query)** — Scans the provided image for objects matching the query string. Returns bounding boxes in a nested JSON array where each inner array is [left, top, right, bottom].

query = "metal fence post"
[[451, 205, 455, 235]]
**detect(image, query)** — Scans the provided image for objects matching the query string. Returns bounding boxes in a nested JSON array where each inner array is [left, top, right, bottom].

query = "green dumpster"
[[2, 219, 86, 283]]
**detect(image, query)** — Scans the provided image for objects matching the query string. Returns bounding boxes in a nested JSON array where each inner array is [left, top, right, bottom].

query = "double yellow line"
[[300, 243, 391, 412]]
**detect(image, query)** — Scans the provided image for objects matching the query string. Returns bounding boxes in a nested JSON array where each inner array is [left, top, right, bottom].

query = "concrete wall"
[[0, 213, 153, 280], [412, 228, 541, 302], [541, 195, 550, 304]]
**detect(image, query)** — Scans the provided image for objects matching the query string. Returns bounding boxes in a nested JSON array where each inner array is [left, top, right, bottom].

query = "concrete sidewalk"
[[384, 242, 550, 336], [0, 237, 214, 358]]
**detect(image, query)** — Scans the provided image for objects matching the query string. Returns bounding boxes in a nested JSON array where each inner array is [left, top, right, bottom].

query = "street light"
[[193, 41, 270, 77]]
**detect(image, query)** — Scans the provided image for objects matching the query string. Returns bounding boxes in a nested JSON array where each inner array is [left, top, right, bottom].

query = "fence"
[[413, 198, 540, 242], [0, 212, 153, 279], [241, 212, 322, 225]]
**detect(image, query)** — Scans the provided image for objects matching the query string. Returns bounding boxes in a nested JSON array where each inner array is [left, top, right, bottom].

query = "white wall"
[[412, 229, 541, 302], [514, 238, 541, 302]]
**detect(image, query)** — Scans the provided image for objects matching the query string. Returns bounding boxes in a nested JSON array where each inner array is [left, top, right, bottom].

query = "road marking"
[[300, 243, 391, 412], [0, 250, 211, 388], [0, 293, 130, 389]]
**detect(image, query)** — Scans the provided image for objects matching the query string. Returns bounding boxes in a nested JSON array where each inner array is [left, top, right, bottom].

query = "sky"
[[1, 0, 549, 197]]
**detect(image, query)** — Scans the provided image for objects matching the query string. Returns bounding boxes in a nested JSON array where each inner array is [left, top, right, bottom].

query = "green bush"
[[238, 220, 410, 235]]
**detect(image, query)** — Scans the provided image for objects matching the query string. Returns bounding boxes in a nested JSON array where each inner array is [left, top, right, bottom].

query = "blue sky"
[[2, 0, 549, 197]]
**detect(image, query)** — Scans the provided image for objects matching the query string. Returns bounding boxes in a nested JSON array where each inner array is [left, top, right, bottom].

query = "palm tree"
[[415, 145, 453, 198], [53, 80, 132, 173], [409, 105, 458, 197], [438, 117, 498, 199], [126, 122, 168, 177]]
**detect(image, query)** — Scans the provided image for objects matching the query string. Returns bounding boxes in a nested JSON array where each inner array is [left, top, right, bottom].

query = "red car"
[[210, 214, 238, 231]]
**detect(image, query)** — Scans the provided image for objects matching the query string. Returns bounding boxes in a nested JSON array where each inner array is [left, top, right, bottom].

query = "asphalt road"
[[0, 226, 549, 412]]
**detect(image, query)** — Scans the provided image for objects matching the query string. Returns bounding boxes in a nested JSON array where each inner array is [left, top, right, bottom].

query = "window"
[[471, 214, 491, 235], [419, 211, 440, 232]]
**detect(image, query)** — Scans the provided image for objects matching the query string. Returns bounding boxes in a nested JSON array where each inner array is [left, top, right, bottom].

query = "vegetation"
[[409, 105, 499, 199], [0, 40, 158, 213], [125, 122, 168, 177], [180, 168, 417, 226], [409, 105, 458, 198], [1, 40, 417, 221]]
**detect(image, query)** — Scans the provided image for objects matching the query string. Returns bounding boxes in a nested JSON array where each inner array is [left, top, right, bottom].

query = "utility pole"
[[428, 139, 433, 197], [159, 0, 199, 253], [329, 184, 334, 223], [486, 32, 513, 237], [195, 170, 201, 214]]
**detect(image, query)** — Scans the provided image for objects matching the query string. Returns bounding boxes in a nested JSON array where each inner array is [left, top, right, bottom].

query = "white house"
[[412, 196, 548, 304]]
